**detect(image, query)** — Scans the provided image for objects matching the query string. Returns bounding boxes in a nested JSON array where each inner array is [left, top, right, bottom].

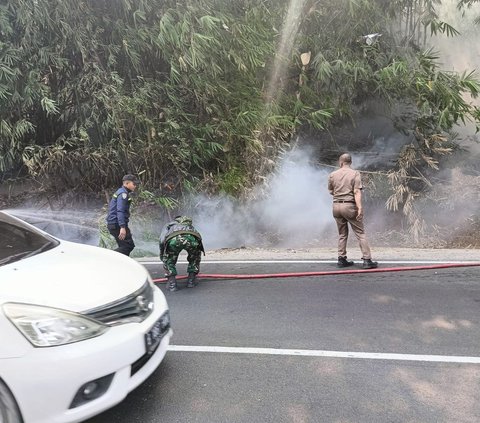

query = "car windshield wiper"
[[0, 251, 35, 266], [21, 242, 56, 259], [0, 242, 55, 266]]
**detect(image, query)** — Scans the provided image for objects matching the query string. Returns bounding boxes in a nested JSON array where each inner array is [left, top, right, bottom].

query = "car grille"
[[83, 281, 154, 325]]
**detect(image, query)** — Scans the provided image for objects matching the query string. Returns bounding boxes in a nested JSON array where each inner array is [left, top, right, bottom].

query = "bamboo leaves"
[[40, 97, 59, 116], [0, 0, 479, 218]]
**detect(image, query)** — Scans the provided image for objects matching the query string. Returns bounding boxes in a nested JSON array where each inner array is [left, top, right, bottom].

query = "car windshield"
[[0, 212, 59, 266]]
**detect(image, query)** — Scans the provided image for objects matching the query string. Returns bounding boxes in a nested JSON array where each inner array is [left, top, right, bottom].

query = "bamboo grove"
[[1, 0, 480, 221]]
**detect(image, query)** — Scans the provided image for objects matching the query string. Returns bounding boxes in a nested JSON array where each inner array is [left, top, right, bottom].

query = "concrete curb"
[[137, 247, 480, 262]]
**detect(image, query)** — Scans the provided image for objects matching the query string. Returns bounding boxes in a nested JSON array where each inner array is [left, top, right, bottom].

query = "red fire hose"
[[152, 262, 480, 284]]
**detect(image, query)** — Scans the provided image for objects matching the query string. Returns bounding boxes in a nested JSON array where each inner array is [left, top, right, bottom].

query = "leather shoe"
[[337, 256, 354, 268], [363, 259, 378, 269]]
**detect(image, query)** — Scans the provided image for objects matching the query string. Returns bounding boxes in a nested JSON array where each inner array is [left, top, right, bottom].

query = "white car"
[[0, 211, 172, 423]]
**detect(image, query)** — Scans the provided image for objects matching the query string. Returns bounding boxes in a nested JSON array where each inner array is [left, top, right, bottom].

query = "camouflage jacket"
[[159, 216, 205, 256]]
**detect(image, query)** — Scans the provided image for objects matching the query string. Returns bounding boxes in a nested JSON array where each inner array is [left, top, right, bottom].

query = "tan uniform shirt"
[[328, 167, 362, 201]]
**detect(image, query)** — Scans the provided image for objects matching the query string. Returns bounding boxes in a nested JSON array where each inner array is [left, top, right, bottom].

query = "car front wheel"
[[0, 379, 22, 423]]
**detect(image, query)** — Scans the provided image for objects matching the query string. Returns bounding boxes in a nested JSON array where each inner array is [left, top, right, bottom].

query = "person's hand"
[[356, 208, 363, 221], [119, 227, 127, 240]]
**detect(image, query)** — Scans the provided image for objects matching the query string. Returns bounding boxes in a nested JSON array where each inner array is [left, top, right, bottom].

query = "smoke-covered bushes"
[[1, 0, 480, 241]]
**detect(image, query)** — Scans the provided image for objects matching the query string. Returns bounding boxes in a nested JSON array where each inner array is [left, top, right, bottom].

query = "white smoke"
[[192, 147, 334, 249]]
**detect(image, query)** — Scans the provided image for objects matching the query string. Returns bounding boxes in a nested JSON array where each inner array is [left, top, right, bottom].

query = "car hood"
[[0, 241, 151, 312]]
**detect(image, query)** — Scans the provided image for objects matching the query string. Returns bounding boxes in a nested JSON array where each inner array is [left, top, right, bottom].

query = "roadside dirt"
[[141, 246, 480, 262], [203, 247, 480, 261]]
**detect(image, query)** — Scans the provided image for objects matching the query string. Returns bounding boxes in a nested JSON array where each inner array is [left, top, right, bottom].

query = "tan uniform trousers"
[[333, 203, 372, 260]]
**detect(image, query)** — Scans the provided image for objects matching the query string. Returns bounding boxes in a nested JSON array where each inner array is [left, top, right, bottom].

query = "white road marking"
[[140, 260, 478, 265], [168, 345, 480, 364]]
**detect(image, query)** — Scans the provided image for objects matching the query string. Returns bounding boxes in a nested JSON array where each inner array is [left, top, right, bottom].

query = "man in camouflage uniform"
[[159, 216, 205, 292]]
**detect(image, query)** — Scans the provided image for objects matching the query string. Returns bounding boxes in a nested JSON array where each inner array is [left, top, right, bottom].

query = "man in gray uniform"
[[328, 153, 378, 269]]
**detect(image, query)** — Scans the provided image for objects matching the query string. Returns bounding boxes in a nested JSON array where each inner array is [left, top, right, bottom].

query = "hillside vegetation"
[[1, 0, 480, 239]]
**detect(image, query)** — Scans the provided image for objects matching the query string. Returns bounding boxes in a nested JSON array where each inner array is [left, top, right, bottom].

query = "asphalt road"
[[86, 261, 480, 423]]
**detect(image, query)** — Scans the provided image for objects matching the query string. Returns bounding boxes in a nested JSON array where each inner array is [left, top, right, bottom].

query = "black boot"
[[337, 256, 354, 268], [167, 275, 179, 292], [363, 259, 378, 269], [186, 272, 197, 288]]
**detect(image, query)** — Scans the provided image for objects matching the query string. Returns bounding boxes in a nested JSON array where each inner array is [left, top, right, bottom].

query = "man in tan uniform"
[[328, 153, 378, 269]]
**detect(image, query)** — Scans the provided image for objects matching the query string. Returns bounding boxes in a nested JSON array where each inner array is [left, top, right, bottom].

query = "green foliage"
[[217, 166, 248, 195], [98, 211, 116, 249], [458, 0, 480, 5], [427, 20, 461, 37], [138, 190, 179, 209], [1, 0, 480, 239]]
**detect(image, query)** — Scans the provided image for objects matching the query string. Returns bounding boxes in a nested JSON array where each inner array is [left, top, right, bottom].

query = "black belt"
[[333, 200, 355, 203]]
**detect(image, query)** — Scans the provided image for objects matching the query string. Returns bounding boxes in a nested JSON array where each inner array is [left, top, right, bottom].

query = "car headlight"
[[2, 303, 109, 347]]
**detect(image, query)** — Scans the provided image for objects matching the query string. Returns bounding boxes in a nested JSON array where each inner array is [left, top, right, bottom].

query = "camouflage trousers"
[[162, 234, 202, 277]]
